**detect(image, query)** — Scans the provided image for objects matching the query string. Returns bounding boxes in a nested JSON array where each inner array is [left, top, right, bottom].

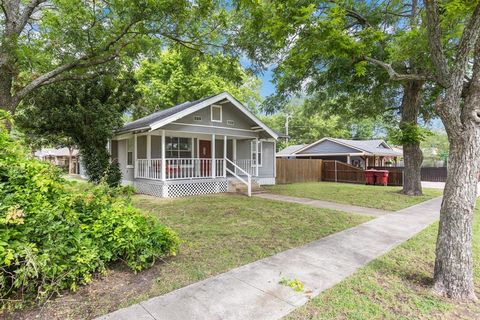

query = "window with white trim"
[[126, 137, 134, 167], [251, 141, 262, 167], [166, 137, 192, 158], [211, 105, 222, 122]]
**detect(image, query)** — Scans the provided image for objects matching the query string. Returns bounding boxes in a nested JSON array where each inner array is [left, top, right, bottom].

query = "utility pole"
[[285, 112, 291, 146]]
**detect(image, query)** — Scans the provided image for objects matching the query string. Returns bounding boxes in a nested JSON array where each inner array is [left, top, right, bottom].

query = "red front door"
[[199, 140, 212, 176]]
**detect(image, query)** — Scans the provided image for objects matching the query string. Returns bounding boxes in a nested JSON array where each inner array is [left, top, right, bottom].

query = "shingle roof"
[[118, 95, 216, 133], [278, 138, 402, 157], [276, 144, 306, 156], [331, 138, 402, 156]]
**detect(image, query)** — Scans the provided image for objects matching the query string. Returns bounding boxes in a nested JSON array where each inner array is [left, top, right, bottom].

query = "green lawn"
[[15, 192, 371, 319], [266, 182, 443, 211], [286, 202, 480, 320]]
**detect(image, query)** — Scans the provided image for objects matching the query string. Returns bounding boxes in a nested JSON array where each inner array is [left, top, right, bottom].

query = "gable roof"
[[117, 92, 278, 139], [276, 144, 306, 156], [279, 138, 402, 157]]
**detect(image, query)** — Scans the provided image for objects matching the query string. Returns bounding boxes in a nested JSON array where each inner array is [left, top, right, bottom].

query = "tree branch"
[[365, 57, 430, 81], [425, 0, 450, 87], [15, 0, 47, 35]]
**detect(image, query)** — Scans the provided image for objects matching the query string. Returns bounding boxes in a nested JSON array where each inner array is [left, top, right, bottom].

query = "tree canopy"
[[133, 48, 261, 118]]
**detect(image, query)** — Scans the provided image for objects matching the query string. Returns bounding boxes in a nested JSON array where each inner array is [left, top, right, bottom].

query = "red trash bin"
[[365, 170, 376, 185], [374, 170, 389, 186]]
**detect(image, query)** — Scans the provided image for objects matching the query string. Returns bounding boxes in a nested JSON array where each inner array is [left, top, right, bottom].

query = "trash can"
[[365, 170, 376, 185], [374, 170, 389, 186]]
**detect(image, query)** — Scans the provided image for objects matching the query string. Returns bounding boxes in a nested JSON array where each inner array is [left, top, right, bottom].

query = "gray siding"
[[137, 136, 147, 159], [117, 139, 134, 181], [259, 141, 275, 178], [162, 123, 258, 138], [235, 139, 274, 178], [299, 140, 361, 155], [151, 135, 162, 158], [173, 101, 254, 130]]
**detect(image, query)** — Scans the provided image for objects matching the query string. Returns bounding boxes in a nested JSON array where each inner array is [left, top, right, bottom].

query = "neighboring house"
[[35, 147, 80, 174], [277, 138, 402, 168], [111, 92, 278, 198]]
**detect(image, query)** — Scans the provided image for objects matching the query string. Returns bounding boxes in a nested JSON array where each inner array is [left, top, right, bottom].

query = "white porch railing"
[[234, 159, 256, 176], [136, 158, 225, 180], [225, 158, 252, 197]]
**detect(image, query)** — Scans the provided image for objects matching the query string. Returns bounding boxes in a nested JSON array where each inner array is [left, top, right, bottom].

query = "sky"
[[259, 67, 276, 98]]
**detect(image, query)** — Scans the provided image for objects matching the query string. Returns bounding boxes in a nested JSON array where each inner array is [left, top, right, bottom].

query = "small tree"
[[16, 74, 137, 183]]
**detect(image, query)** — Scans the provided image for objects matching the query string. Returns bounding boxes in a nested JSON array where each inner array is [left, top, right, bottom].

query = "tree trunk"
[[433, 132, 480, 300], [433, 45, 480, 300], [400, 81, 424, 196]]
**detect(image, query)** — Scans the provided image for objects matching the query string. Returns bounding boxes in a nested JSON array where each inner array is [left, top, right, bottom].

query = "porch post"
[[161, 130, 166, 181], [273, 140, 277, 178], [147, 134, 151, 160], [233, 138, 237, 162], [211, 134, 216, 178], [134, 134, 137, 178], [347, 154, 351, 164], [255, 137, 259, 177], [223, 135, 227, 177]]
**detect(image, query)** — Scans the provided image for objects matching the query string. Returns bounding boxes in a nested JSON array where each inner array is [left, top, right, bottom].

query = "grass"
[[12, 191, 371, 319], [286, 202, 480, 320], [265, 182, 443, 211], [132, 194, 371, 296]]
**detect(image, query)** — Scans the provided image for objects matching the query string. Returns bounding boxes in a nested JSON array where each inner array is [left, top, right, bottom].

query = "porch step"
[[227, 178, 263, 195]]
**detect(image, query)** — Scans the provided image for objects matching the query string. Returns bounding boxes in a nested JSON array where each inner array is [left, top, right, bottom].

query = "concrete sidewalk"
[[97, 197, 442, 320], [254, 193, 392, 217]]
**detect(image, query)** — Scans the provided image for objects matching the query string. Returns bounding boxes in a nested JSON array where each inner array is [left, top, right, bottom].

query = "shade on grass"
[[286, 202, 480, 320], [266, 182, 443, 211], [133, 194, 372, 296]]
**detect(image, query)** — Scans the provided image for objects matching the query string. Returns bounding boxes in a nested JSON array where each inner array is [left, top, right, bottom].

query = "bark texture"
[[400, 81, 424, 196], [433, 130, 480, 300]]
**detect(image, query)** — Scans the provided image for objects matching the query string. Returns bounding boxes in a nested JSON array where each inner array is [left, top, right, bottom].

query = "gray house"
[[277, 138, 402, 168], [110, 92, 278, 198]]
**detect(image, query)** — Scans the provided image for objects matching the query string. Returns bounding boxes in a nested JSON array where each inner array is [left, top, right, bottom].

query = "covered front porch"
[[130, 130, 262, 181]]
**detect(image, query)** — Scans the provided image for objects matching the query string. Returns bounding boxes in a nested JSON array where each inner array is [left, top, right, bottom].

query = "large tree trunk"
[[433, 132, 480, 300], [400, 81, 424, 196]]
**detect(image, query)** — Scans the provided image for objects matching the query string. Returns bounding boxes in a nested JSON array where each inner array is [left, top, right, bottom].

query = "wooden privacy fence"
[[371, 166, 448, 183], [276, 159, 405, 186], [276, 158, 323, 184], [323, 160, 365, 184]]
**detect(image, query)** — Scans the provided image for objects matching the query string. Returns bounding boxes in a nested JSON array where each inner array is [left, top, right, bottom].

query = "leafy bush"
[[104, 160, 122, 187], [0, 116, 179, 303]]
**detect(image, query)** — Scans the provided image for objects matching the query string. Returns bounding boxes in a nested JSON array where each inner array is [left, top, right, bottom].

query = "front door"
[[199, 140, 212, 176]]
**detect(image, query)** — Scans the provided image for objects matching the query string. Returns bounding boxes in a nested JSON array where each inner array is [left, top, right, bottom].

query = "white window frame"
[[165, 136, 192, 158], [251, 140, 262, 167], [211, 104, 222, 122], [126, 137, 134, 168]]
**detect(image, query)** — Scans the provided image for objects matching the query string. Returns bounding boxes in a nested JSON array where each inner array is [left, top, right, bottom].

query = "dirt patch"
[[3, 259, 170, 320]]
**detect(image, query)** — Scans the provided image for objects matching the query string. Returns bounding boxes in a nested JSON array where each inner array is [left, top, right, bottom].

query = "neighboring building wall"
[[298, 140, 360, 155]]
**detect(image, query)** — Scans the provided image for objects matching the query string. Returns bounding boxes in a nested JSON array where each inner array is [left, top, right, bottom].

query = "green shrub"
[[0, 116, 179, 303], [104, 160, 122, 187]]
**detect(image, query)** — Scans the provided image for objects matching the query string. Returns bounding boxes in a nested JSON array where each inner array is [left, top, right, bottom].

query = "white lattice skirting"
[[133, 179, 228, 198]]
